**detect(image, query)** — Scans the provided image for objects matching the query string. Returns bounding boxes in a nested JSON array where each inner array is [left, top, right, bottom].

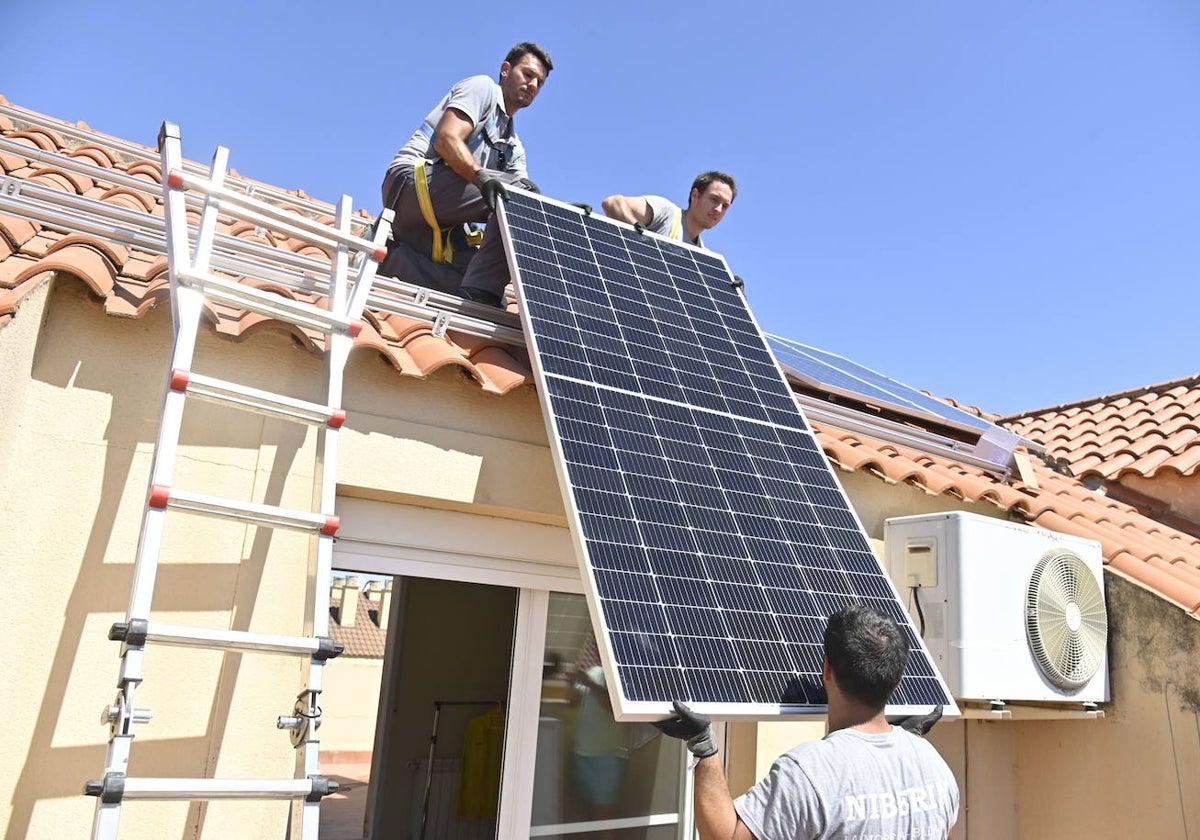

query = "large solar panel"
[[497, 190, 955, 720], [767, 334, 1027, 467]]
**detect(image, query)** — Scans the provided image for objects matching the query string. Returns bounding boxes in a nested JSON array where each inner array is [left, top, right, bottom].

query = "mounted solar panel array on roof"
[[766, 334, 1027, 466], [497, 190, 955, 720]]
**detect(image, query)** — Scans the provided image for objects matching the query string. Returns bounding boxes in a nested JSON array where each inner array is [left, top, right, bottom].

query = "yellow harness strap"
[[414, 159, 485, 264], [668, 207, 683, 240], [669, 207, 703, 248], [414, 158, 451, 264]]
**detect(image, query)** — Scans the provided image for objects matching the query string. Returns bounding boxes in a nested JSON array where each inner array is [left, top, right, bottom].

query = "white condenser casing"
[[884, 511, 1109, 705]]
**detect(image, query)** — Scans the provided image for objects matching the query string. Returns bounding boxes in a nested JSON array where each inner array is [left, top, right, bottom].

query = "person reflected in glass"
[[568, 638, 629, 839]]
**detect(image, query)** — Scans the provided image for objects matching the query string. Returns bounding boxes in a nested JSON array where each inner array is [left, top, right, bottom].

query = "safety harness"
[[413, 113, 508, 264]]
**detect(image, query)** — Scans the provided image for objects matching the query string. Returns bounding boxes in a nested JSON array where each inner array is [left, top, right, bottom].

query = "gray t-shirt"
[[388, 74, 527, 178], [734, 727, 959, 840], [642, 195, 703, 246]]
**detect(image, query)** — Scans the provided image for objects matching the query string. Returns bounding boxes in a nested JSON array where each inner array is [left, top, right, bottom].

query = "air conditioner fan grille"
[[1025, 548, 1108, 690]]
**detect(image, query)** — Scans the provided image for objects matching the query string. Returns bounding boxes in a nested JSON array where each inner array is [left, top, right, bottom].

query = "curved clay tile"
[[22, 246, 118, 298], [292, 243, 330, 260], [27, 169, 87, 194], [814, 433, 887, 476], [98, 187, 156, 213], [1157, 447, 1200, 477], [470, 346, 534, 395], [107, 278, 167, 317], [67, 145, 118, 168], [8, 128, 62, 152], [120, 253, 168, 283], [378, 312, 433, 343], [0, 150, 31, 175], [125, 162, 162, 183], [1116, 449, 1177, 478], [47, 233, 128, 269], [1105, 553, 1200, 613], [0, 213, 39, 249], [400, 332, 477, 379]]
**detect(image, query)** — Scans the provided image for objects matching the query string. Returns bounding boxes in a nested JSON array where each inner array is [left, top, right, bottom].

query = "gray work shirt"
[[734, 727, 959, 840], [643, 195, 700, 245], [388, 75, 526, 178]]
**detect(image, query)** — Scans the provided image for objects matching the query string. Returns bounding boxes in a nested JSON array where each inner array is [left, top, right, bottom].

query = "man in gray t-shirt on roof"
[[601, 171, 736, 248], [380, 42, 552, 307], [654, 604, 959, 840]]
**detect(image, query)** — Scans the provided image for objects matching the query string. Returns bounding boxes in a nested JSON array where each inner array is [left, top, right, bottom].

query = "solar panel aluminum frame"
[[496, 189, 958, 721]]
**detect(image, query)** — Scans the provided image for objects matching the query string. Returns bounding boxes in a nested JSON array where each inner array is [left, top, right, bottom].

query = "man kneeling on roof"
[[380, 42, 553, 308]]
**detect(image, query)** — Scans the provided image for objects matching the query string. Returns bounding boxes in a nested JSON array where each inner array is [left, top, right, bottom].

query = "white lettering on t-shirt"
[[845, 782, 956, 823]]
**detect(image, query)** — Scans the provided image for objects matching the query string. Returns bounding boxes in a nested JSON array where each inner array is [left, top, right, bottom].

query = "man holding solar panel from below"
[[601, 171, 737, 247], [654, 604, 959, 839]]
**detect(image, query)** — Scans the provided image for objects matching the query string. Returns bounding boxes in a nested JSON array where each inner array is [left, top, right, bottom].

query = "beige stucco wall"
[[6, 277, 1200, 840], [1118, 472, 1200, 529], [0, 278, 557, 840], [316, 657, 384, 756]]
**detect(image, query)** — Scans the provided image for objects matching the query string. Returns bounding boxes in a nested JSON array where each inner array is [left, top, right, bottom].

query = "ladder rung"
[[169, 369, 345, 427], [85, 773, 338, 802], [148, 486, 339, 535], [166, 167, 387, 262], [109, 619, 342, 659], [176, 267, 360, 336]]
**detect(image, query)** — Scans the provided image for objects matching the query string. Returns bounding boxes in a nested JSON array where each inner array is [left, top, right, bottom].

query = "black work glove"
[[653, 700, 718, 759], [474, 170, 509, 211], [568, 202, 593, 216], [892, 705, 943, 736]]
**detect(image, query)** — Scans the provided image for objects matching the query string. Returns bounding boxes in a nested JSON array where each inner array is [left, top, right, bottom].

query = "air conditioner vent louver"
[[1025, 548, 1108, 690]]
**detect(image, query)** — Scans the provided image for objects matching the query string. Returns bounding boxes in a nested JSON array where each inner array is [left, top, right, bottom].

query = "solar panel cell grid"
[[500, 191, 954, 718]]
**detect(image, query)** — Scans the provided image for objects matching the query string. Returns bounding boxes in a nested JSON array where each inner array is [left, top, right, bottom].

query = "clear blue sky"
[[5, 0, 1197, 416]]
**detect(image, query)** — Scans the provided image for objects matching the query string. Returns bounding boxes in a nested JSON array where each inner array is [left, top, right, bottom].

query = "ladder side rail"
[[327, 195, 353, 316], [344, 208, 395, 325], [87, 123, 204, 840], [189, 145, 232, 278]]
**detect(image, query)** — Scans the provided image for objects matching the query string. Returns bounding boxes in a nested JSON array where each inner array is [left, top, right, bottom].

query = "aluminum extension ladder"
[[84, 122, 392, 839]]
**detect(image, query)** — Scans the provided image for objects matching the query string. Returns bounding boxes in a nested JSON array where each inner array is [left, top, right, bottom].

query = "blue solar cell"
[[499, 191, 953, 716]]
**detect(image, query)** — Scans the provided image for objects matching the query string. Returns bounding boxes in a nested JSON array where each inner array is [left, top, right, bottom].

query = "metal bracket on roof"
[[413, 288, 431, 307], [0, 176, 20, 198], [431, 311, 450, 338]]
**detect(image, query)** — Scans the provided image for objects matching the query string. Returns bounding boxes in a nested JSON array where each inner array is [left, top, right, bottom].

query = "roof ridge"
[[1002, 373, 1200, 422]]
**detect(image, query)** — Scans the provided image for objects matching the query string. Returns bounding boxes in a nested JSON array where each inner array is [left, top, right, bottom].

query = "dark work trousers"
[[382, 162, 529, 300]]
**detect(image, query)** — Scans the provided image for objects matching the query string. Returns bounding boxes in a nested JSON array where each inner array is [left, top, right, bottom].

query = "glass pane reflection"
[[532, 593, 682, 838]]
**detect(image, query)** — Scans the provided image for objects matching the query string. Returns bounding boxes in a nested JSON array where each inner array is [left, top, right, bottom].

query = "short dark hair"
[[506, 42, 554, 75], [689, 171, 737, 206], [824, 604, 909, 708]]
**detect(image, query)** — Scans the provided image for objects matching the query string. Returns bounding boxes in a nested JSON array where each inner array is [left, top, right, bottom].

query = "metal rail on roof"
[[795, 393, 1014, 477], [0, 138, 525, 346]]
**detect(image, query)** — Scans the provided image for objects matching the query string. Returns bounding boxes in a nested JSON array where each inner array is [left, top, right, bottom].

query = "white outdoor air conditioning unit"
[[883, 511, 1109, 705]]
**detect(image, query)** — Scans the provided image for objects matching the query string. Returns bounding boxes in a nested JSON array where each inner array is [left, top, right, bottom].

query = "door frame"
[[333, 497, 694, 839]]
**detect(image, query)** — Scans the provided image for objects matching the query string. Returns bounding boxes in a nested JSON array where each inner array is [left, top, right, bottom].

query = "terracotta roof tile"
[[3, 96, 1197, 620], [1005, 375, 1200, 480]]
